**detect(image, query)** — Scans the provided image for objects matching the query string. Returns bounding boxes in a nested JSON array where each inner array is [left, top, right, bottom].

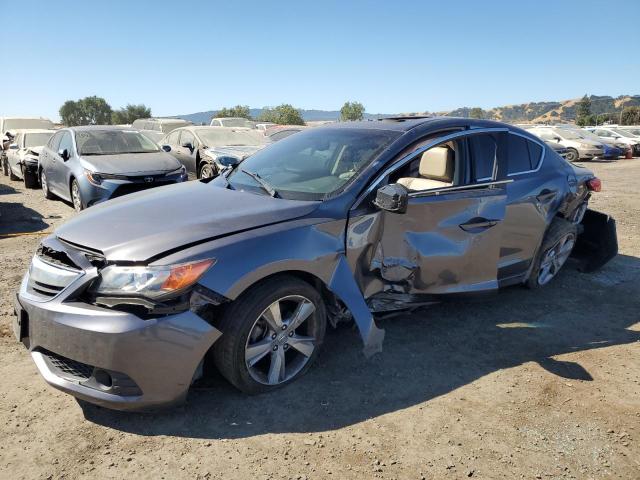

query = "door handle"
[[459, 217, 499, 232], [536, 189, 557, 202]]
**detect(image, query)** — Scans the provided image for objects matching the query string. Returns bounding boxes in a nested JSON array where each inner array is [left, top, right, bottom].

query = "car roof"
[[324, 116, 511, 132], [65, 125, 141, 132], [135, 118, 191, 124], [10, 128, 57, 134]]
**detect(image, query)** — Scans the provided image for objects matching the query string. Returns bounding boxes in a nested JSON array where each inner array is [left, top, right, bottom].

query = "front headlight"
[[92, 259, 215, 299], [166, 165, 186, 176]]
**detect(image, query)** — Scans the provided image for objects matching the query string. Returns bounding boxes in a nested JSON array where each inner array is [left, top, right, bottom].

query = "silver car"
[[131, 118, 193, 143], [526, 126, 604, 161], [160, 126, 270, 179], [39, 126, 187, 211]]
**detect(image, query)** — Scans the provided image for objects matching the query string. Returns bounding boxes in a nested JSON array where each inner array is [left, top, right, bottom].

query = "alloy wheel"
[[565, 149, 579, 162], [537, 233, 575, 285], [199, 163, 215, 179], [244, 295, 318, 385], [71, 181, 82, 211]]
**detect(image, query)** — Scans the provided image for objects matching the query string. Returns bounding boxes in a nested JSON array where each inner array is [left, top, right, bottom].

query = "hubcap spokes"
[[72, 184, 81, 210], [538, 234, 575, 285], [245, 295, 316, 385]]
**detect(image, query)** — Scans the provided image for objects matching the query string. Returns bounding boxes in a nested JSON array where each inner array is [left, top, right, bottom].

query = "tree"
[[258, 104, 305, 125], [214, 105, 252, 119], [575, 94, 592, 125], [621, 106, 640, 125], [469, 107, 484, 119], [59, 96, 113, 126], [340, 101, 365, 121], [112, 104, 151, 124]]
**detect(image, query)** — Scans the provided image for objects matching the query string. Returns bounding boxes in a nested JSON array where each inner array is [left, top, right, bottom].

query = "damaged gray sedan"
[[14, 117, 617, 410]]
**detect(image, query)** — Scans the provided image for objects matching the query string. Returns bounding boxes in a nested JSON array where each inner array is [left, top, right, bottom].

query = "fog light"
[[93, 369, 113, 388]]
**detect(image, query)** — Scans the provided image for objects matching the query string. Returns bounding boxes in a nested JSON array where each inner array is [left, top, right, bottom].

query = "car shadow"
[[0, 183, 50, 237], [81, 254, 640, 439]]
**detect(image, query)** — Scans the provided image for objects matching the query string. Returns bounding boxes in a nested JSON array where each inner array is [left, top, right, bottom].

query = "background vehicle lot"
[[0, 161, 639, 478]]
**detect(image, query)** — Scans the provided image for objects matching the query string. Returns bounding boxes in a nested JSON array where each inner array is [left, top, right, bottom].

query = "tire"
[[526, 218, 577, 289], [70, 179, 83, 211], [41, 170, 54, 199], [9, 165, 19, 181], [24, 169, 39, 189], [213, 275, 327, 394], [1, 157, 8, 176], [198, 161, 216, 179], [565, 148, 579, 162]]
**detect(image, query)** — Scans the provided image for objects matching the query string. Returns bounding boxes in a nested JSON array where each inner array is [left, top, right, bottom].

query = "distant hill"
[[172, 95, 640, 125], [172, 108, 393, 125]]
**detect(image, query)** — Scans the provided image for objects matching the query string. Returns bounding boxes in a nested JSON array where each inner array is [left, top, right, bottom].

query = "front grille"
[[41, 349, 94, 381], [26, 256, 83, 300], [111, 180, 174, 199]]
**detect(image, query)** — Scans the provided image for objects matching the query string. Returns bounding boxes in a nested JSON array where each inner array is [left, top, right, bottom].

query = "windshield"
[[75, 130, 160, 155], [24, 132, 54, 148], [227, 127, 400, 200], [5, 118, 54, 131], [198, 128, 269, 147], [555, 129, 583, 140], [610, 128, 636, 138], [160, 122, 189, 133], [622, 128, 640, 136], [217, 118, 256, 128], [573, 130, 601, 142]]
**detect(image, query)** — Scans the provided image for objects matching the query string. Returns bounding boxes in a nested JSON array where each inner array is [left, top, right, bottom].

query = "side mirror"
[[161, 144, 172, 152], [373, 183, 408, 213], [218, 156, 240, 168], [9, 143, 18, 150], [554, 137, 561, 142], [58, 148, 70, 161], [182, 142, 194, 151]]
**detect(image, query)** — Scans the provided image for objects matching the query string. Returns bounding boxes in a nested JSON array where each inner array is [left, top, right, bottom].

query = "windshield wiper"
[[240, 169, 279, 198]]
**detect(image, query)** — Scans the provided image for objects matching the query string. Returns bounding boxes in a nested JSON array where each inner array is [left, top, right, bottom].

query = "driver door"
[[348, 129, 509, 297]]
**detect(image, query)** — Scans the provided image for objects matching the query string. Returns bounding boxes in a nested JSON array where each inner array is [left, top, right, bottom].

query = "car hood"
[[26, 146, 44, 156], [205, 145, 267, 160], [56, 181, 318, 262], [80, 151, 181, 175]]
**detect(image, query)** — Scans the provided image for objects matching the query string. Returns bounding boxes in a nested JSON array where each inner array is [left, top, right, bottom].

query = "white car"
[[5, 129, 56, 187], [210, 117, 257, 128], [1, 117, 55, 176], [585, 127, 640, 156], [526, 126, 604, 162]]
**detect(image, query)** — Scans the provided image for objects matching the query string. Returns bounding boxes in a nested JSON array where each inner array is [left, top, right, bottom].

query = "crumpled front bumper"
[[14, 272, 222, 411]]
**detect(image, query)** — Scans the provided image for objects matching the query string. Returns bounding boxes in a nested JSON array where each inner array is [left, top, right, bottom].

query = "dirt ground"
[[0, 160, 638, 480]]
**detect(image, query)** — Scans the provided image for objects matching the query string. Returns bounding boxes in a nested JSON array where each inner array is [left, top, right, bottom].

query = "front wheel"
[[527, 219, 577, 289], [71, 179, 84, 211], [1, 157, 8, 176], [565, 148, 580, 162], [213, 276, 326, 394], [198, 161, 216, 179], [41, 170, 54, 199], [9, 164, 19, 181]]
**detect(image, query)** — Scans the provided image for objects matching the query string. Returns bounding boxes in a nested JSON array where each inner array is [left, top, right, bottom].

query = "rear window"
[[507, 133, 543, 174]]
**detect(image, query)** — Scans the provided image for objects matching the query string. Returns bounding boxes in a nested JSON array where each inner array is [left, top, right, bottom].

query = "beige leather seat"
[[397, 146, 454, 191]]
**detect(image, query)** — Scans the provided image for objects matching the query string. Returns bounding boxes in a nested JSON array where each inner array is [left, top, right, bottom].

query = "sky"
[[1, 0, 639, 120]]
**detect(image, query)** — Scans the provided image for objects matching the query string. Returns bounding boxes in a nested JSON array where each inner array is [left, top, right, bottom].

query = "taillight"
[[587, 177, 601, 192]]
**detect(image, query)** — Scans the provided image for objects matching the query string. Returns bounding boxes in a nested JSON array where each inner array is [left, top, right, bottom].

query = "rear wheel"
[[213, 276, 326, 394], [1, 157, 8, 176], [70, 179, 83, 211], [527, 219, 577, 288], [565, 148, 579, 162], [41, 170, 54, 199], [9, 164, 19, 181]]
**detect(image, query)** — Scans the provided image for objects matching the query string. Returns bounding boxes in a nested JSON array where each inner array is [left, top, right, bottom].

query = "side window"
[[507, 133, 543, 174], [49, 131, 64, 150], [468, 134, 497, 182], [595, 129, 611, 137], [14, 133, 23, 148], [58, 132, 74, 156], [180, 130, 195, 147], [211, 119, 221, 126], [166, 130, 181, 144]]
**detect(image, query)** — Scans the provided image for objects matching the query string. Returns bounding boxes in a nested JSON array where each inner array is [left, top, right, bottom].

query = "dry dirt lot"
[[0, 160, 639, 480]]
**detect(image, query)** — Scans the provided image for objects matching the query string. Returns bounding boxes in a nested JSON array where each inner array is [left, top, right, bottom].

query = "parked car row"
[[11, 116, 618, 410], [522, 124, 640, 161]]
